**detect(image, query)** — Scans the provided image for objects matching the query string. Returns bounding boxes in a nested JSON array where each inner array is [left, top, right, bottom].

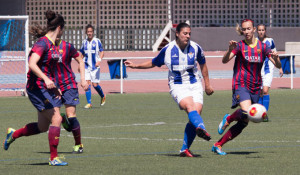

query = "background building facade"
[[22, 0, 300, 50]]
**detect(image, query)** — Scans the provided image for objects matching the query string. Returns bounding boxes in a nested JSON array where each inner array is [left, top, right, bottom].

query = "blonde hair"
[[235, 19, 254, 36]]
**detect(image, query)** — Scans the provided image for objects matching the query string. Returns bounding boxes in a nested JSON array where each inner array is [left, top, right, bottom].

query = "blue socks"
[[188, 111, 206, 130], [181, 122, 196, 151], [93, 85, 104, 98], [85, 86, 91, 104], [258, 94, 270, 111]]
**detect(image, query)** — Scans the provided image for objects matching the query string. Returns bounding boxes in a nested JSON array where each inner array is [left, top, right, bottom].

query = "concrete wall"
[[285, 42, 300, 66], [191, 27, 300, 51]]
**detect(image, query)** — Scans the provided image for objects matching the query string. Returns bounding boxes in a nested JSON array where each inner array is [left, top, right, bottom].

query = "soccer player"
[[54, 37, 89, 154], [80, 24, 106, 109], [257, 24, 283, 120], [125, 22, 214, 157], [3, 10, 68, 166], [212, 19, 282, 155]]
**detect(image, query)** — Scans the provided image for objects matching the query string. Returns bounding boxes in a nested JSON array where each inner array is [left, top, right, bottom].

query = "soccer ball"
[[247, 104, 267, 123]]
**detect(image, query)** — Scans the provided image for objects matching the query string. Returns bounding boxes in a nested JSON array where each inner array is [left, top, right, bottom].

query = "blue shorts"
[[231, 87, 260, 109], [27, 87, 62, 112], [62, 88, 80, 106]]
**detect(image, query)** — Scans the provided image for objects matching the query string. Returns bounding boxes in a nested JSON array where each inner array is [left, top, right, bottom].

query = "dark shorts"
[[231, 87, 260, 109], [62, 88, 80, 106], [27, 87, 62, 112]]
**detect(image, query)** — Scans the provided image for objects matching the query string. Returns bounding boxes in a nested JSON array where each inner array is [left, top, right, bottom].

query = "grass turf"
[[0, 89, 300, 174]]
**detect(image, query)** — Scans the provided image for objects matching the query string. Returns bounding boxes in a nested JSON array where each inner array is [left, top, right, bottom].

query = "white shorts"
[[85, 68, 101, 83], [261, 60, 274, 87], [169, 82, 203, 106]]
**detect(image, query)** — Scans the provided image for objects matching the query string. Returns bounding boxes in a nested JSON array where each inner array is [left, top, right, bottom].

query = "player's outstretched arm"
[[200, 63, 214, 96], [124, 60, 155, 69]]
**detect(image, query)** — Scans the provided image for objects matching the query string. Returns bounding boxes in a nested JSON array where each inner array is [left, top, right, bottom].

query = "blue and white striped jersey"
[[152, 40, 206, 85], [261, 38, 276, 74], [80, 37, 104, 70]]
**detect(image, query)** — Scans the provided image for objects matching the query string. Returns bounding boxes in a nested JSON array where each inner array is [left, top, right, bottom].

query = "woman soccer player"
[[125, 22, 214, 157], [257, 24, 283, 120], [212, 19, 282, 155], [54, 37, 89, 154], [80, 24, 106, 109], [3, 10, 68, 166]]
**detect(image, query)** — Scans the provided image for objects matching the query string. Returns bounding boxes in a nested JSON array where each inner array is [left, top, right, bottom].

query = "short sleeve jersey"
[[53, 40, 80, 92], [80, 37, 103, 71], [261, 38, 276, 74], [152, 40, 206, 85], [26, 35, 60, 89], [231, 39, 271, 93]]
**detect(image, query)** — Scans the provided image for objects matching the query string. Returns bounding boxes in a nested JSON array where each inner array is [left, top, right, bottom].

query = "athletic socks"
[[85, 86, 92, 104], [188, 110, 206, 130], [12, 122, 41, 139], [69, 117, 81, 146], [226, 109, 248, 124], [93, 84, 104, 98], [262, 94, 270, 111], [48, 126, 60, 160], [259, 94, 270, 111], [215, 121, 248, 146], [180, 122, 196, 151]]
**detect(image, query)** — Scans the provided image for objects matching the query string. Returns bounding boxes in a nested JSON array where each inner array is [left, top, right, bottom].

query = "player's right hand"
[[45, 79, 56, 89], [81, 80, 89, 91], [228, 40, 237, 50], [124, 60, 134, 68]]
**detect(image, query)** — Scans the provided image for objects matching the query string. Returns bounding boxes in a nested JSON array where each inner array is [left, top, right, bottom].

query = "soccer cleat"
[[84, 103, 92, 109], [218, 114, 230, 135], [3, 128, 16, 150], [101, 95, 106, 106], [72, 144, 83, 154], [179, 149, 196, 157], [49, 156, 68, 166], [212, 145, 227, 155], [196, 127, 211, 141], [61, 113, 72, 132], [263, 114, 269, 122]]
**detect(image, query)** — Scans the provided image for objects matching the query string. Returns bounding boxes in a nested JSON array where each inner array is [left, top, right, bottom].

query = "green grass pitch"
[[0, 89, 300, 174]]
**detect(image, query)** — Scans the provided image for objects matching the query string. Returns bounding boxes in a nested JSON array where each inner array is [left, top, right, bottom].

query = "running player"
[[212, 19, 282, 155], [80, 24, 106, 109], [125, 22, 214, 157], [257, 24, 283, 121], [3, 10, 68, 166], [54, 37, 89, 153]]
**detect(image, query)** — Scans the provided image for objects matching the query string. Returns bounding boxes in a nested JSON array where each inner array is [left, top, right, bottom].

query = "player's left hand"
[[95, 61, 101, 67], [279, 68, 284, 77], [53, 88, 62, 99], [205, 85, 214, 96]]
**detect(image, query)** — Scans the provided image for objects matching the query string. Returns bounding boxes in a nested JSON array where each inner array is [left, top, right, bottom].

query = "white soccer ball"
[[247, 104, 267, 123]]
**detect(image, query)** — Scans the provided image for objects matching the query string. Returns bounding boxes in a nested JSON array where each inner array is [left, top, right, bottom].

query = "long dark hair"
[[257, 24, 269, 39], [175, 22, 191, 39], [30, 10, 65, 39]]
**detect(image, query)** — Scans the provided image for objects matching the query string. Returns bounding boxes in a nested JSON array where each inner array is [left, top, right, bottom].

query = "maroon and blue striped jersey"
[[26, 35, 59, 89], [53, 40, 80, 92], [231, 39, 271, 93]]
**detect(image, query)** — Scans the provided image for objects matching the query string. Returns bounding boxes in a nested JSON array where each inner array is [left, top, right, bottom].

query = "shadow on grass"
[[161, 154, 202, 158], [227, 151, 258, 155], [24, 162, 49, 166], [37, 151, 73, 154]]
